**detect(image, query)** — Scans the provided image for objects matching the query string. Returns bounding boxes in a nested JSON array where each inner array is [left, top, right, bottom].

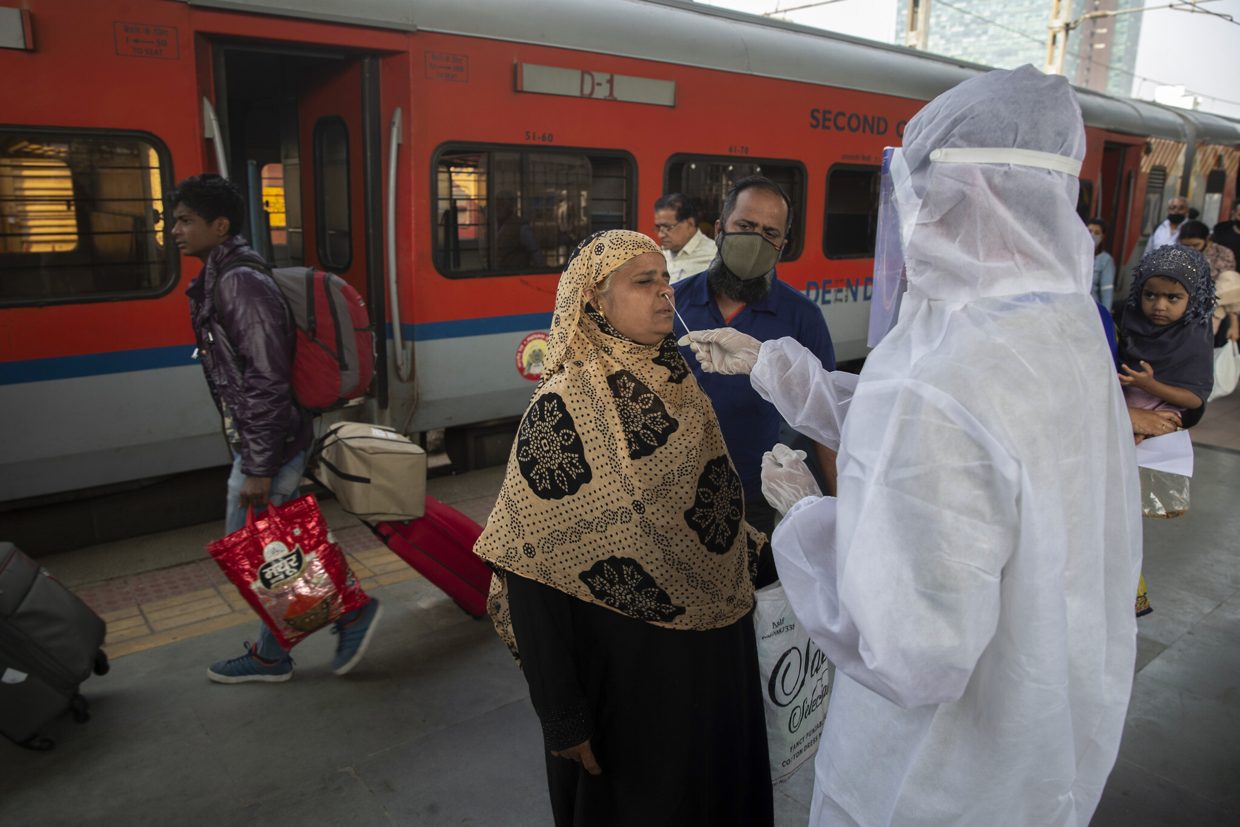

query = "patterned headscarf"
[[475, 230, 765, 653], [1120, 244, 1215, 402]]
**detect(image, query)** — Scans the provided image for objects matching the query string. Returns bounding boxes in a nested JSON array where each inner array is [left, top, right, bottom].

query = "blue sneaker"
[[331, 598, 383, 676], [207, 642, 294, 684]]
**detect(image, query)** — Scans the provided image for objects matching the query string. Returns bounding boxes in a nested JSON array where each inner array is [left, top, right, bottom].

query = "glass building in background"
[[894, 0, 1143, 99]]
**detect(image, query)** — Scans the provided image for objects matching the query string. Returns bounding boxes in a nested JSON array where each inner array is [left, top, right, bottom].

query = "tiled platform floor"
[[76, 524, 414, 659]]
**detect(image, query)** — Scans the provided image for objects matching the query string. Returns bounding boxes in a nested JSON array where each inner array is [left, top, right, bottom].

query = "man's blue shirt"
[[674, 270, 835, 499]]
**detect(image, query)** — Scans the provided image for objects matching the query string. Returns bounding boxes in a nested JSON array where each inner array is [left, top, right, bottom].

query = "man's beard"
[[707, 258, 772, 305]]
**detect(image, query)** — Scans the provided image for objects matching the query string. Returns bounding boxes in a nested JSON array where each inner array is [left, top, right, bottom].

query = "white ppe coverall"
[[753, 66, 1143, 826]]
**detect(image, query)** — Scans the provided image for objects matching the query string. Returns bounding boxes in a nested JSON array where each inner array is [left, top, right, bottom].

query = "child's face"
[[1140, 275, 1189, 326]]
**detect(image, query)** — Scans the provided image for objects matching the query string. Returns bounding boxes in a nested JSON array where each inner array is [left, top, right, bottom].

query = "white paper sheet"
[[1134, 429, 1194, 476]]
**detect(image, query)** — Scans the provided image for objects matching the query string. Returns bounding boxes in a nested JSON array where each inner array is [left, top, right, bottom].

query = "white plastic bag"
[[1209, 340, 1240, 401], [753, 581, 833, 783]]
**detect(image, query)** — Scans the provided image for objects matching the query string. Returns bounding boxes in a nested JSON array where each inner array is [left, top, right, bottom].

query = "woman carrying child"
[[1118, 243, 1214, 614]]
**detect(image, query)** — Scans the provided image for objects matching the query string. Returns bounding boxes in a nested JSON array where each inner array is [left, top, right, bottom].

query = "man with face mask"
[[1145, 194, 1188, 254], [683, 66, 1141, 825], [672, 176, 835, 586]]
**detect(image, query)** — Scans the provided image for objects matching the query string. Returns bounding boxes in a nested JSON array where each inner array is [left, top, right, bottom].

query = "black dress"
[[505, 573, 774, 827]]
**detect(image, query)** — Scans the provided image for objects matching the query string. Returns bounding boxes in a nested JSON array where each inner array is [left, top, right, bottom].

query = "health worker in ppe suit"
[[682, 65, 1142, 826]]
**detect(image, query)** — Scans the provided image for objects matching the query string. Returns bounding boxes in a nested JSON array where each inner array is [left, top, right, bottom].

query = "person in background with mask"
[[653, 192, 716, 283], [1145, 194, 1188, 254], [672, 176, 835, 586], [683, 66, 1141, 825], [1088, 217, 1116, 309]]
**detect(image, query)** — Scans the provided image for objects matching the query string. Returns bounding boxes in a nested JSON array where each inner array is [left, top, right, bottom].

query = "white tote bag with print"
[[753, 581, 833, 783]]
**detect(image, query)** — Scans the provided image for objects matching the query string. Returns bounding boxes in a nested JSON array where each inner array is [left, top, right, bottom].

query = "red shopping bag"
[[207, 495, 368, 649]]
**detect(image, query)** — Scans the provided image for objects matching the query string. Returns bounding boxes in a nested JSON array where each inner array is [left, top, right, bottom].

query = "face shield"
[[868, 147, 911, 347], [867, 145, 1083, 346]]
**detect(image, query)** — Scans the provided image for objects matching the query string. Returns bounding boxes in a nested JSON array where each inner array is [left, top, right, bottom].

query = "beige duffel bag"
[[312, 422, 427, 521]]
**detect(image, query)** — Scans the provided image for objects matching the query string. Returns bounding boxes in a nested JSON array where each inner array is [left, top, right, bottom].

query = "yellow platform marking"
[[138, 587, 220, 614], [97, 546, 423, 658], [375, 569, 416, 587]]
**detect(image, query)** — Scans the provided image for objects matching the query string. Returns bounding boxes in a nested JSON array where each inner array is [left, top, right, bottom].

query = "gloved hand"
[[761, 443, 822, 516], [678, 328, 762, 375]]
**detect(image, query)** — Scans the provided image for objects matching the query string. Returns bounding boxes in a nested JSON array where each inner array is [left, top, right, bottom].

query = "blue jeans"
[[224, 449, 308, 534], [225, 450, 307, 659]]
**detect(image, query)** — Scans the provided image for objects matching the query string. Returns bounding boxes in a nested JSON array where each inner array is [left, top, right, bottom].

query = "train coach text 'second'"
[[809, 110, 908, 138]]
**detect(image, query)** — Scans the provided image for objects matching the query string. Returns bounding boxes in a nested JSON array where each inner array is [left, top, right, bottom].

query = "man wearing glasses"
[[653, 192, 718, 283]]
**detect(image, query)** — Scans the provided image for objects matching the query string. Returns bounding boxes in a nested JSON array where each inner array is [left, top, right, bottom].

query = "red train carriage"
[[1, 0, 1237, 507]]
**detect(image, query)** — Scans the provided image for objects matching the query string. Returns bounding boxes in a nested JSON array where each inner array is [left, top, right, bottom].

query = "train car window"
[[664, 155, 805, 261], [433, 145, 635, 278], [0, 129, 174, 306], [823, 165, 880, 259], [313, 117, 351, 271]]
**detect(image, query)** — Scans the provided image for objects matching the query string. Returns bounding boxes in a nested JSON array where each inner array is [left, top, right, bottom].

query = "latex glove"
[[678, 328, 762, 375], [761, 443, 822, 516]]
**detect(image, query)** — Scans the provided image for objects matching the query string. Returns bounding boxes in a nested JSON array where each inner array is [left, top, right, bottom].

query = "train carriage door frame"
[[1097, 138, 1142, 267], [204, 40, 390, 406]]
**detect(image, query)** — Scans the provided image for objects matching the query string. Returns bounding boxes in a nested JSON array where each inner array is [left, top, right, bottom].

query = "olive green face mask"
[[717, 231, 781, 280]]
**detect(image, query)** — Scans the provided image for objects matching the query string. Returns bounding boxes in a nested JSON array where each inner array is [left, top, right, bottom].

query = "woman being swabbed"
[[473, 230, 774, 827]]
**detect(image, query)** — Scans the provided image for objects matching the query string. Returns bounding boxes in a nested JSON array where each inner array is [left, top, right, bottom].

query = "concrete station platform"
[[4, 401, 1240, 825]]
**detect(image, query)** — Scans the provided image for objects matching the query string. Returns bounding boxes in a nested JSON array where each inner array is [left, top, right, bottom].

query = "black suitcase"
[[0, 542, 109, 750]]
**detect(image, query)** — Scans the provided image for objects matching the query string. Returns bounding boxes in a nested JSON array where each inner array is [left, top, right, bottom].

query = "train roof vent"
[[1147, 166, 1167, 193]]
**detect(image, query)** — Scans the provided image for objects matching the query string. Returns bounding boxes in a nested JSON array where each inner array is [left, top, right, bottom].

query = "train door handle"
[[201, 97, 229, 179], [387, 106, 413, 382]]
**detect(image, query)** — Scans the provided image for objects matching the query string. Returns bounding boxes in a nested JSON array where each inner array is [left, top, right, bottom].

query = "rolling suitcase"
[[0, 542, 109, 750], [372, 497, 491, 618]]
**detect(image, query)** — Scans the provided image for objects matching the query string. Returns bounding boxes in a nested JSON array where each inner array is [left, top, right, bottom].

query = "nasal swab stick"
[[664, 293, 695, 337]]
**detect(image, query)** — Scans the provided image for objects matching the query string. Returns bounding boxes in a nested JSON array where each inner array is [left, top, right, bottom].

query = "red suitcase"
[[372, 497, 492, 618]]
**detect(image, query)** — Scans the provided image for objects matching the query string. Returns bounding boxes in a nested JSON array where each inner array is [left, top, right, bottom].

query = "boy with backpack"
[[172, 173, 381, 683]]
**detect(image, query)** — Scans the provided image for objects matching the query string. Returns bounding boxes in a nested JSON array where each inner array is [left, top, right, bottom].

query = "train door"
[[1096, 137, 1144, 305], [1098, 142, 1135, 262], [204, 42, 391, 407]]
